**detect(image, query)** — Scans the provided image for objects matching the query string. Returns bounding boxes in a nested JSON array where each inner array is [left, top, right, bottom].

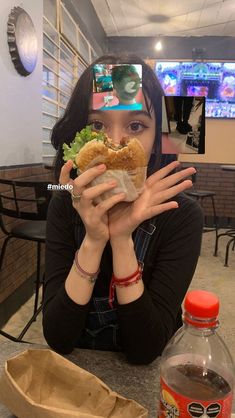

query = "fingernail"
[[108, 180, 116, 186], [98, 164, 106, 170]]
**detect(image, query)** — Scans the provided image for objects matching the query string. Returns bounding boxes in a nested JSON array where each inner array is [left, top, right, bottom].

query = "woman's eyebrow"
[[88, 110, 103, 117], [128, 111, 152, 119], [88, 110, 152, 118]]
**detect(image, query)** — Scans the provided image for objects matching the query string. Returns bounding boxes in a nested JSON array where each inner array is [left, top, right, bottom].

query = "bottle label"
[[158, 377, 233, 418]]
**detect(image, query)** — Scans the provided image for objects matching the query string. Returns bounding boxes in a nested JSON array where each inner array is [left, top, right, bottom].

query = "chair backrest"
[[0, 179, 52, 229], [191, 172, 197, 184]]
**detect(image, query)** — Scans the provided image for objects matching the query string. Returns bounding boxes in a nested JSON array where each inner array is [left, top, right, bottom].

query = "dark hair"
[[51, 53, 164, 182]]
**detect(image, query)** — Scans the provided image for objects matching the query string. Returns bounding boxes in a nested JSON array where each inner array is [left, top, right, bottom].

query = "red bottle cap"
[[184, 290, 219, 328]]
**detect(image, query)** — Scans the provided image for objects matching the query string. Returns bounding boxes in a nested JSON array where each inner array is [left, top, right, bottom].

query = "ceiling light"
[[155, 40, 162, 51]]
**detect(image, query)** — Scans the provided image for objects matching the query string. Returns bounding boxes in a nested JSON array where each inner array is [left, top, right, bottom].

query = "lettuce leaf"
[[62, 126, 105, 167]]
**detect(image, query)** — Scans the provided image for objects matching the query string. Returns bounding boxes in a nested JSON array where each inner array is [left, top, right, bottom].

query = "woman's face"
[[88, 96, 156, 162]]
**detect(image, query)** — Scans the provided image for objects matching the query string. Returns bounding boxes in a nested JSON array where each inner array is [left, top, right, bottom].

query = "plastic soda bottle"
[[158, 290, 234, 417]]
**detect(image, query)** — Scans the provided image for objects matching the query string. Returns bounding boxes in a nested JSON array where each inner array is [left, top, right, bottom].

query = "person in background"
[[43, 54, 203, 365], [174, 96, 194, 134], [96, 67, 113, 92], [101, 64, 142, 110]]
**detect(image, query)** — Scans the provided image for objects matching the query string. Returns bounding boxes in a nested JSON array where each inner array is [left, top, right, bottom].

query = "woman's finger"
[[152, 167, 196, 192], [81, 180, 118, 201], [73, 164, 107, 189], [70, 164, 108, 197], [60, 162, 106, 188], [147, 160, 180, 186], [59, 160, 74, 186], [152, 179, 193, 204], [96, 192, 126, 215], [145, 201, 179, 220]]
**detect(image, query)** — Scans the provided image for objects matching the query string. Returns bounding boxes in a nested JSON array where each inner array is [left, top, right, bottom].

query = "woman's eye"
[[128, 122, 147, 133], [89, 121, 105, 131]]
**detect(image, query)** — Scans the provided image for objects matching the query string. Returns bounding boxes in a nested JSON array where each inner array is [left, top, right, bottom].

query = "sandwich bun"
[[63, 128, 148, 202], [75, 136, 147, 171], [75, 136, 147, 199]]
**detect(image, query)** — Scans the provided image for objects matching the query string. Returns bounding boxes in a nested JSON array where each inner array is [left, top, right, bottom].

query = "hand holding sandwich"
[[61, 127, 195, 244], [62, 126, 148, 203], [59, 160, 126, 245], [60, 125, 148, 244], [108, 161, 196, 242]]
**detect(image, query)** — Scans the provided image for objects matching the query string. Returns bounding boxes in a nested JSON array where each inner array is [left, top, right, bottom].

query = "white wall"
[[0, 0, 43, 166]]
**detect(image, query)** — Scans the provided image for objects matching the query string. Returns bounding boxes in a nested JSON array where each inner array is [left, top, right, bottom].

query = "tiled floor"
[[1, 230, 235, 360]]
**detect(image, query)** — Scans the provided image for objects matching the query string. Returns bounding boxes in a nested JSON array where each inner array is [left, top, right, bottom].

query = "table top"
[[1, 341, 234, 417], [0, 340, 160, 418], [221, 165, 235, 171]]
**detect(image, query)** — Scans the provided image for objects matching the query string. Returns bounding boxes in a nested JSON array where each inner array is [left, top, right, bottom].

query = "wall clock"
[[7, 6, 38, 76]]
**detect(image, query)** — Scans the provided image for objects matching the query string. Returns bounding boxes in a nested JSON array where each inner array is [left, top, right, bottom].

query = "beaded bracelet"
[[73, 250, 100, 284], [109, 263, 143, 308]]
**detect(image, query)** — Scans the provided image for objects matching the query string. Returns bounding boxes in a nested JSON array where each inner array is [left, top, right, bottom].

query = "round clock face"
[[7, 7, 38, 76]]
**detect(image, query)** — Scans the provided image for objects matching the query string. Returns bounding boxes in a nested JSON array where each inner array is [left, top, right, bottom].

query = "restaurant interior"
[[0, 0, 235, 416]]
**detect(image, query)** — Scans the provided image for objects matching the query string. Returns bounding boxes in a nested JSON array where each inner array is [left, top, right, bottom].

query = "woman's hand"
[[59, 160, 126, 245], [108, 161, 196, 241]]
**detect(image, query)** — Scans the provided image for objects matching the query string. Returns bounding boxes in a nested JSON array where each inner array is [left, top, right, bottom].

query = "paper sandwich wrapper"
[[0, 349, 148, 418], [82, 167, 147, 203]]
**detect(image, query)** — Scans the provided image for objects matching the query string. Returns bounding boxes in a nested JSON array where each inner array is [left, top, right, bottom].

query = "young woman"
[[43, 54, 203, 365]]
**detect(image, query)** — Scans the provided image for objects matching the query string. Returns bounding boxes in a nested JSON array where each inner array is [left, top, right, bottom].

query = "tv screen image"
[[187, 86, 209, 96], [155, 61, 235, 118], [220, 75, 235, 99], [161, 73, 177, 95]]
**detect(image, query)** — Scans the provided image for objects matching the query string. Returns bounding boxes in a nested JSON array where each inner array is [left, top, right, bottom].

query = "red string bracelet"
[[109, 263, 143, 308]]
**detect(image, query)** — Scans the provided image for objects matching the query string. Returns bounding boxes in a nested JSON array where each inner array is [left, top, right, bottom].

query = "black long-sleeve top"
[[43, 190, 203, 364]]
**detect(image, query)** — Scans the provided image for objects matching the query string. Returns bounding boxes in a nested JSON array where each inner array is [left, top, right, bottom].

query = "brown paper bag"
[[0, 349, 148, 418]]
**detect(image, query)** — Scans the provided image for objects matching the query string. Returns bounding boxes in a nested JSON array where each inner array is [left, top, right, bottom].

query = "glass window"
[[59, 92, 69, 107], [43, 50, 58, 73], [42, 83, 58, 101], [43, 66, 58, 88], [61, 6, 77, 49], [77, 31, 90, 63], [43, 34, 59, 59], [59, 107, 65, 117], [60, 41, 74, 59], [43, 128, 52, 141], [43, 18, 59, 44], [77, 58, 87, 79], [60, 49, 74, 71], [43, 142, 55, 156], [59, 67, 74, 84], [43, 0, 57, 28], [90, 48, 98, 64], [59, 78, 72, 96], [43, 3, 90, 164], [42, 99, 58, 116], [42, 114, 58, 129]]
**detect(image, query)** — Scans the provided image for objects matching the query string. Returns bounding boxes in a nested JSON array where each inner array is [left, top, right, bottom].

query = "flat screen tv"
[[155, 61, 235, 118]]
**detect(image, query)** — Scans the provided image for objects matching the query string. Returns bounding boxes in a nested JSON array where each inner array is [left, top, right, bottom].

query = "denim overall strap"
[[74, 214, 157, 351], [133, 217, 157, 266]]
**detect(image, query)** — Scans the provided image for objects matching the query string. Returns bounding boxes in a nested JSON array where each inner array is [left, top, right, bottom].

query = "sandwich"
[[63, 126, 147, 202]]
